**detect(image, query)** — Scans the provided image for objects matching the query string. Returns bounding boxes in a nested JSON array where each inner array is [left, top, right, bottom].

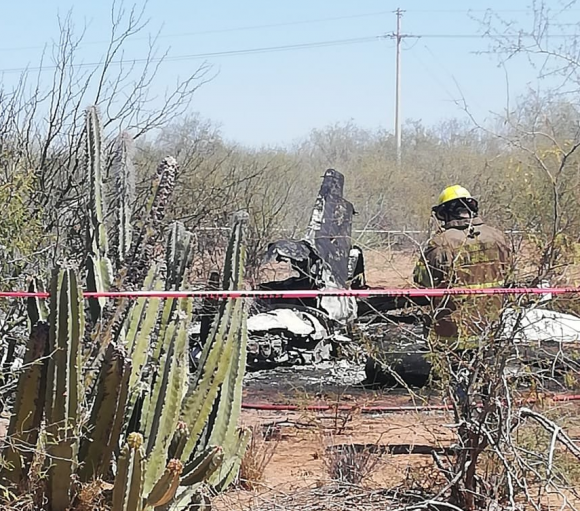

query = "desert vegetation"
[[1, 1, 580, 510]]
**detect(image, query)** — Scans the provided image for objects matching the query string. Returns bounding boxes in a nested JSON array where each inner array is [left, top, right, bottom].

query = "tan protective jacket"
[[413, 217, 512, 343]]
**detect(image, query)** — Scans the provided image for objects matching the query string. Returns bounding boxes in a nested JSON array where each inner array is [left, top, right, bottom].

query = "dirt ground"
[[210, 346, 580, 511], [216, 407, 453, 510], [362, 249, 418, 288]]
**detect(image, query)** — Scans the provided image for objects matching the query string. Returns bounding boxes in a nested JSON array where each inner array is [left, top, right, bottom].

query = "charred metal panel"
[[304, 169, 355, 288], [348, 246, 366, 289], [263, 240, 312, 266]]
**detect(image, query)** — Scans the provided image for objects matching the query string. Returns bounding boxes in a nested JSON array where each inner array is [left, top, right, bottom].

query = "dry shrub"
[[238, 424, 280, 490], [74, 479, 111, 511], [514, 413, 580, 488], [322, 441, 381, 486], [399, 460, 447, 496]]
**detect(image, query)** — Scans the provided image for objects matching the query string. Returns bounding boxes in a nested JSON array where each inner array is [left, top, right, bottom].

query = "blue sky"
[[0, 0, 569, 147]]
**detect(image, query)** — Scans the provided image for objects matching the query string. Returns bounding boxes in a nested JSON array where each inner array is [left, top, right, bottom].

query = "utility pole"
[[394, 8, 403, 165]]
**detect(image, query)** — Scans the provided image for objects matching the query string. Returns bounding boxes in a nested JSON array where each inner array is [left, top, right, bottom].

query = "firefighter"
[[413, 185, 512, 348]]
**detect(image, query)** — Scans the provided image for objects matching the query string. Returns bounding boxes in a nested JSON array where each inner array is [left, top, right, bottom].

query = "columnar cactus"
[[45, 268, 84, 511], [143, 459, 183, 509], [26, 279, 48, 326], [78, 343, 132, 482], [0, 105, 251, 511], [0, 322, 49, 484], [86, 105, 108, 259], [107, 131, 136, 267], [112, 432, 145, 511], [85, 106, 114, 324]]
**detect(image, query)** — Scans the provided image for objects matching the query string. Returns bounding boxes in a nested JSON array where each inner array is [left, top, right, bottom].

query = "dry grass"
[[74, 479, 112, 511], [230, 482, 423, 511], [321, 440, 382, 486], [238, 424, 281, 491]]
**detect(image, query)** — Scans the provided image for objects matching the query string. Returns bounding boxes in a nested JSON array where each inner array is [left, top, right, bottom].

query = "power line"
[[0, 30, 577, 75], [0, 10, 395, 53], [401, 33, 579, 39], [406, 8, 580, 13], [0, 8, 573, 54], [1, 3, 578, 54], [0, 36, 382, 74], [405, 45, 458, 104], [157, 11, 393, 37]]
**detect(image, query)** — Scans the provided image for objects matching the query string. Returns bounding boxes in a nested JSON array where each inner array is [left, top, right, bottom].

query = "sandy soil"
[[222, 246, 580, 509], [216, 408, 453, 510], [3, 248, 580, 510], [213, 352, 580, 511], [361, 249, 417, 288], [216, 394, 580, 511]]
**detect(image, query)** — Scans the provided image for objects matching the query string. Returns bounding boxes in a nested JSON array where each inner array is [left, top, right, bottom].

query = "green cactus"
[[179, 298, 242, 461], [152, 222, 196, 362], [45, 268, 84, 511], [167, 421, 190, 461], [125, 264, 163, 391], [180, 446, 224, 486], [211, 427, 251, 492], [86, 254, 114, 323], [221, 211, 249, 290], [85, 105, 108, 258], [179, 212, 249, 464], [205, 280, 247, 449], [153, 448, 222, 511], [84, 156, 179, 391], [112, 432, 145, 511], [206, 325, 249, 491], [0, 102, 252, 511], [142, 321, 188, 496], [84, 106, 114, 324], [78, 343, 132, 482], [26, 279, 48, 326], [107, 131, 135, 266], [164, 221, 196, 291], [124, 156, 178, 290], [166, 486, 210, 511], [1, 322, 49, 485]]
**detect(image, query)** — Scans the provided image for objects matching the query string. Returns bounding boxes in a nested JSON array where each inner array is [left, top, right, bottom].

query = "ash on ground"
[[243, 359, 367, 397]]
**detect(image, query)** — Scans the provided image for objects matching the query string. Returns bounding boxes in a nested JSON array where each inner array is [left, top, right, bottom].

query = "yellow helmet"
[[433, 185, 478, 220], [437, 185, 473, 206]]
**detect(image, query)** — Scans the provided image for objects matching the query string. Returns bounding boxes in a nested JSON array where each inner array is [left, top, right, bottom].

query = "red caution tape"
[[0, 287, 577, 300]]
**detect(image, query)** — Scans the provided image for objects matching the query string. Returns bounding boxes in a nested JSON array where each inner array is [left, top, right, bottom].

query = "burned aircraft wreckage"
[[247, 168, 361, 367], [192, 169, 580, 386], [240, 168, 437, 382]]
